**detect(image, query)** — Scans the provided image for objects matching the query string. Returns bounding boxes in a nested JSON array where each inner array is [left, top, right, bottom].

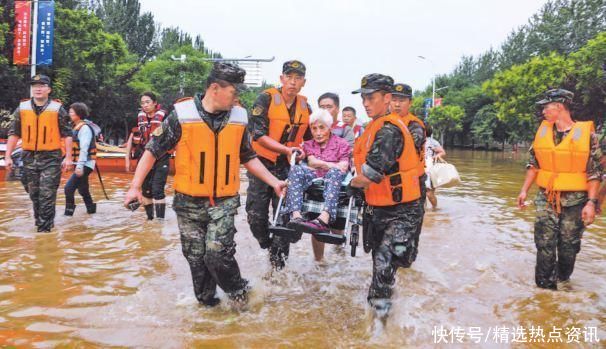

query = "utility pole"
[[171, 54, 186, 97], [417, 55, 435, 107], [30, 0, 39, 97]]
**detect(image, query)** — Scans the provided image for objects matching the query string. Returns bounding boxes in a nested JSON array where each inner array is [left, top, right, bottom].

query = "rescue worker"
[[341, 106, 363, 138], [349, 74, 423, 315], [598, 125, 606, 214], [517, 89, 603, 290], [64, 102, 97, 216], [390, 83, 427, 264], [246, 60, 311, 270], [5, 75, 73, 232], [125, 92, 169, 220], [318, 92, 355, 147], [124, 63, 286, 307]]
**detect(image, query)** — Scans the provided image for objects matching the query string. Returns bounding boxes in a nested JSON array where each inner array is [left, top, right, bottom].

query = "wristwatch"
[[587, 198, 599, 206]]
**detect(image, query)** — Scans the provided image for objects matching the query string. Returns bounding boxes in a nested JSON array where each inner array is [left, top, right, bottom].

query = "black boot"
[[86, 203, 96, 214], [144, 204, 154, 220], [155, 203, 166, 219], [64, 204, 76, 216]]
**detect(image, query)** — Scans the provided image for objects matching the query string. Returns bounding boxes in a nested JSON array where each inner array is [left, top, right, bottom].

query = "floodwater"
[[0, 149, 604, 348]]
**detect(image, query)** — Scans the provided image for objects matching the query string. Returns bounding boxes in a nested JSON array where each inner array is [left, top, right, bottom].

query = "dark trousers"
[[64, 167, 94, 207], [22, 157, 62, 230], [142, 155, 169, 200]]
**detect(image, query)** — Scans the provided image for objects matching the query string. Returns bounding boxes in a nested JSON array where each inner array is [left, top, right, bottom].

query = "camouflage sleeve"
[[248, 92, 271, 141], [7, 108, 20, 137], [408, 121, 426, 153], [58, 106, 72, 137], [363, 123, 404, 183], [587, 132, 603, 181], [302, 102, 313, 141], [526, 146, 539, 169], [145, 111, 181, 159], [240, 129, 257, 164]]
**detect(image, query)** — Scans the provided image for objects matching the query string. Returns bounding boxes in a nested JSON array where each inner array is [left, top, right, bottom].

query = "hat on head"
[[30, 74, 51, 86], [392, 83, 413, 97], [209, 62, 246, 89], [536, 88, 574, 105], [352, 73, 394, 94], [282, 60, 306, 76]]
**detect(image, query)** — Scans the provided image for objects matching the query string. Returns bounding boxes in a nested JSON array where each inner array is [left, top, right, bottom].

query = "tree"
[[426, 105, 465, 145], [129, 45, 212, 106]]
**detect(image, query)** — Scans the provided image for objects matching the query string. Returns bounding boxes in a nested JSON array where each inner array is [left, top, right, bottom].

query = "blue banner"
[[36, 1, 55, 66]]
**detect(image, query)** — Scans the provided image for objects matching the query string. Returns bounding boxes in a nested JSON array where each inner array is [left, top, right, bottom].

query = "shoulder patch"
[[152, 125, 164, 137], [252, 105, 263, 116]]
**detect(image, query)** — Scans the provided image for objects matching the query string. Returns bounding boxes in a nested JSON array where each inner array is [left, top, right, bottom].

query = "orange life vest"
[[72, 121, 97, 162], [399, 112, 426, 176], [533, 120, 593, 193], [19, 99, 62, 151], [353, 113, 422, 206], [173, 98, 247, 199], [251, 87, 310, 163]]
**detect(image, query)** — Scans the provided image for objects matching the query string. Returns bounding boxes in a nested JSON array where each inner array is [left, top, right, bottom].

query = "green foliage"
[[569, 32, 606, 123], [483, 52, 573, 125], [129, 45, 212, 105], [426, 105, 465, 143]]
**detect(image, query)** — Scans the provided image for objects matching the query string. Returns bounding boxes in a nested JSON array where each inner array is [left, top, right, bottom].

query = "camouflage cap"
[[282, 60, 306, 76], [30, 74, 51, 86], [209, 62, 246, 88], [352, 73, 394, 94], [392, 83, 413, 97], [536, 88, 574, 105]]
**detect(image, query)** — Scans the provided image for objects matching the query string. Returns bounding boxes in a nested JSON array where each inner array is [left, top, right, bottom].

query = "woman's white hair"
[[309, 108, 333, 127]]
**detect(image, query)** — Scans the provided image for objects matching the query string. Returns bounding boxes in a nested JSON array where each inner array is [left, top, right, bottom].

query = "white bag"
[[429, 159, 461, 188]]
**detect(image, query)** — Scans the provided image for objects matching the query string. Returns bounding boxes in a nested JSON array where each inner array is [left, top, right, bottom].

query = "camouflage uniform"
[[393, 83, 427, 264], [146, 64, 255, 304], [246, 61, 312, 269], [527, 123, 603, 290], [8, 98, 71, 232], [352, 74, 422, 313]]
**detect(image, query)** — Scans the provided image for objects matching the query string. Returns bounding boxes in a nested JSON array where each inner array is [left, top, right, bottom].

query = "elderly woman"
[[282, 109, 351, 238]]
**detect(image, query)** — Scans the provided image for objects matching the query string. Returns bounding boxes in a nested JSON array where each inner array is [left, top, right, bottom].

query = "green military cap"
[[282, 60, 306, 76], [352, 73, 394, 94], [392, 83, 413, 97], [536, 88, 574, 105]]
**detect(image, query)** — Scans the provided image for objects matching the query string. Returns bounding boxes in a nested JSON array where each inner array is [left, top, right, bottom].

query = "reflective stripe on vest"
[[20, 100, 62, 151], [173, 98, 247, 198], [353, 113, 421, 206], [251, 87, 310, 163], [72, 122, 97, 162], [400, 113, 426, 176], [533, 120, 593, 192]]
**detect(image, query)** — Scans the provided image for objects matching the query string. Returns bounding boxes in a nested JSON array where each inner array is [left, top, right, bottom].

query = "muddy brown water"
[[0, 150, 604, 348]]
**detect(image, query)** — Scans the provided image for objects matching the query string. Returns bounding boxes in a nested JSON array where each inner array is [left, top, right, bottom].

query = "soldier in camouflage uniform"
[[598, 124, 606, 214], [517, 89, 603, 290], [390, 83, 427, 265], [349, 74, 423, 315], [246, 60, 312, 269], [5, 75, 73, 232], [124, 63, 286, 306]]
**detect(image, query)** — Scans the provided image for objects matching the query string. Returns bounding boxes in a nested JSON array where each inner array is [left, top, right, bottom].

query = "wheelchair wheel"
[[350, 224, 359, 257]]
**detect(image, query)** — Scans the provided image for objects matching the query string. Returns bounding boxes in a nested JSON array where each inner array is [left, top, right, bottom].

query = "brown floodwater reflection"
[[0, 149, 604, 348]]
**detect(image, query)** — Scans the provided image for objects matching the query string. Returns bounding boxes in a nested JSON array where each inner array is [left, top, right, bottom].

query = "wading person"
[[247, 60, 311, 270], [424, 124, 446, 208], [341, 106, 363, 139], [282, 109, 351, 261], [517, 89, 603, 290], [5, 75, 73, 232], [124, 63, 286, 306], [318, 92, 355, 147], [349, 74, 423, 316], [64, 103, 98, 216], [125, 92, 169, 220], [390, 83, 426, 264]]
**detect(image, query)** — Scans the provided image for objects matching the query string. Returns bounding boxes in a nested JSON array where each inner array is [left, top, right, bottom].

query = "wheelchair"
[[269, 171, 365, 257]]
